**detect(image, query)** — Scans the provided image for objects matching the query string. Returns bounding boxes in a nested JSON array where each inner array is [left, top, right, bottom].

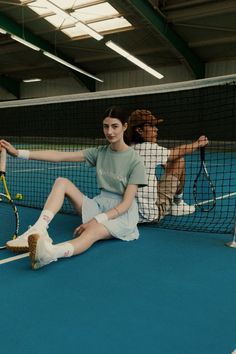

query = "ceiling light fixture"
[[0, 28, 7, 35], [23, 78, 42, 83], [105, 41, 164, 79], [11, 34, 40, 51], [43, 51, 103, 82], [74, 21, 103, 41]]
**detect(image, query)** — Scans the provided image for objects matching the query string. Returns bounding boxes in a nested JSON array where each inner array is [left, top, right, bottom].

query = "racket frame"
[[193, 146, 216, 212], [0, 149, 19, 249]]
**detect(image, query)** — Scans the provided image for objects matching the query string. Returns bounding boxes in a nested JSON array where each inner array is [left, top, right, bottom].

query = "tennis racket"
[[193, 146, 216, 212], [0, 148, 19, 249]]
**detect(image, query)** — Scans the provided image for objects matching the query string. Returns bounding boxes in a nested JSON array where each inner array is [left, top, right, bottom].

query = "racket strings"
[[194, 170, 216, 211]]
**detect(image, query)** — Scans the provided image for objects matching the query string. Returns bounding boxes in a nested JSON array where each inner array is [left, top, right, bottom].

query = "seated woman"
[[1, 106, 147, 270], [126, 109, 208, 223]]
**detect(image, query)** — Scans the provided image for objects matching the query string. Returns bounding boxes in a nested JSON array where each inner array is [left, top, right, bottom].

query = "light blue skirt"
[[82, 190, 139, 241]]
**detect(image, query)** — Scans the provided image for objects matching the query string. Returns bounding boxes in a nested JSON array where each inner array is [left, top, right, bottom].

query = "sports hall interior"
[[0, 1, 236, 354]]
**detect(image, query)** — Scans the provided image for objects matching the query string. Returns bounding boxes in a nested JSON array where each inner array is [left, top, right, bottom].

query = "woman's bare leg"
[[44, 177, 84, 214], [69, 222, 112, 255]]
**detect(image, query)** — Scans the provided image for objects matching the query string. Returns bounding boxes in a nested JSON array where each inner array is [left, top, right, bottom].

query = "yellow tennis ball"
[[16, 193, 23, 200]]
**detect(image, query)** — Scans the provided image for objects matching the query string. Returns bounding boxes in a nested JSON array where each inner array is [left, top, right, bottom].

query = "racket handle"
[[200, 146, 205, 161], [0, 148, 7, 173]]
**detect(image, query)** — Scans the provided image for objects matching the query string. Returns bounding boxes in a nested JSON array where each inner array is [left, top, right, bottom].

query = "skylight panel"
[[61, 27, 84, 38], [49, 0, 97, 9], [90, 17, 132, 33], [45, 0, 76, 10], [45, 14, 77, 28], [26, 0, 51, 16], [21, 0, 133, 39], [72, 3, 119, 23]]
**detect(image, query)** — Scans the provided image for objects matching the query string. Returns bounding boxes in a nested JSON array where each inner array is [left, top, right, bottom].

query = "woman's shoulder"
[[85, 145, 108, 152], [127, 147, 146, 165]]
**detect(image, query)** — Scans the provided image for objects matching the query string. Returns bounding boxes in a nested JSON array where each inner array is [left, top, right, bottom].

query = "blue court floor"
[[0, 209, 236, 354]]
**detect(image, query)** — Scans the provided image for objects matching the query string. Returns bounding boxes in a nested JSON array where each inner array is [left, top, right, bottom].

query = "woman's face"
[[103, 117, 127, 144], [137, 124, 158, 143]]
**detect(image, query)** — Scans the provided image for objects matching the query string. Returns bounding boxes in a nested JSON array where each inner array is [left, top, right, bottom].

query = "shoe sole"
[[170, 210, 195, 216], [28, 234, 40, 270], [6, 244, 29, 253]]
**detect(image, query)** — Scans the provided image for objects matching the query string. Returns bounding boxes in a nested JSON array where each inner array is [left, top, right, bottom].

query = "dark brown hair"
[[103, 106, 129, 125]]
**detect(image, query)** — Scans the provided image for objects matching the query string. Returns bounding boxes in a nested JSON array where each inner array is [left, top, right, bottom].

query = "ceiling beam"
[[163, 0, 236, 21], [0, 12, 96, 92], [0, 75, 20, 98], [127, 0, 205, 79]]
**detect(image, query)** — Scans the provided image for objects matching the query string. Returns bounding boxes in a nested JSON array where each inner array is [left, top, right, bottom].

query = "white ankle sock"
[[53, 242, 74, 259], [34, 209, 55, 230]]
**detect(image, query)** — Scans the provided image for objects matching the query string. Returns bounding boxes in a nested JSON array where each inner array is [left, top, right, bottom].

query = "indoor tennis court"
[[0, 77, 235, 354], [0, 1, 236, 354]]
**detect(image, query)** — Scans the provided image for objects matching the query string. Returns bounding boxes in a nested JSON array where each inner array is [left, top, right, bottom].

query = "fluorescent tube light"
[[43, 51, 103, 82], [105, 41, 164, 79], [0, 28, 7, 34], [11, 35, 40, 51], [75, 21, 103, 41], [23, 78, 42, 83]]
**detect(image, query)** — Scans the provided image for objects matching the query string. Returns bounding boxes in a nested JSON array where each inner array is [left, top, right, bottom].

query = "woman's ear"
[[123, 122, 128, 131]]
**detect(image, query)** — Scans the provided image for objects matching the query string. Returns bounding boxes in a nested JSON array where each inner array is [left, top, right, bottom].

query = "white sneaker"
[[170, 200, 195, 216], [6, 226, 52, 253], [28, 234, 57, 270]]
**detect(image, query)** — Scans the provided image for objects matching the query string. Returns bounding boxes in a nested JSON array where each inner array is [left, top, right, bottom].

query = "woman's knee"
[[53, 177, 77, 190], [52, 177, 67, 191]]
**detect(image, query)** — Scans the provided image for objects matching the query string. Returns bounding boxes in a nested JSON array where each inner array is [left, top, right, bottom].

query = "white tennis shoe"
[[28, 234, 57, 270], [6, 226, 52, 253], [169, 200, 195, 216]]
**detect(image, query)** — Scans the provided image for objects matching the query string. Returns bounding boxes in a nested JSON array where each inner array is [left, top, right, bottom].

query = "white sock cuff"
[[64, 243, 74, 257], [33, 210, 55, 231], [54, 242, 74, 258], [41, 209, 55, 220]]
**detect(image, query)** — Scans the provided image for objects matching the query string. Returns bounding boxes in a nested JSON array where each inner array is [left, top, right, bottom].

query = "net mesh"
[[0, 78, 235, 234]]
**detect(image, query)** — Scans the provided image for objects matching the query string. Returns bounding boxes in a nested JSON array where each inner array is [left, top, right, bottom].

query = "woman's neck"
[[110, 141, 129, 152]]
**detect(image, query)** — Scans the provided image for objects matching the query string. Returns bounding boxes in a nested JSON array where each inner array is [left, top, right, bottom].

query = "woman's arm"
[[103, 184, 138, 221], [0, 139, 85, 162], [74, 184, 139, 235], [168, 135, 208, 161]]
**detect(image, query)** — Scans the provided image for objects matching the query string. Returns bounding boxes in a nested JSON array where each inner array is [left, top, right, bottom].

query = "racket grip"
[[200, 146, 205, 161], [0, 148, 7, 173]]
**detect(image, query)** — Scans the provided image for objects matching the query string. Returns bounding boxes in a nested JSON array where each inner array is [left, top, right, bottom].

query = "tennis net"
[[0, 75, 235, 234]]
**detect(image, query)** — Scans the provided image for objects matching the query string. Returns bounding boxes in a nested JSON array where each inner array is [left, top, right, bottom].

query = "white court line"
[[0, 252, 29, 265], [192, 192, 236, 206]]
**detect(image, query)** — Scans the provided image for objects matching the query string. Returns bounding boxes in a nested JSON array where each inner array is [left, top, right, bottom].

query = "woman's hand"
[[73, 219, 97, 237], [0, 139, 18, 157], [196, 135, 209, 147]]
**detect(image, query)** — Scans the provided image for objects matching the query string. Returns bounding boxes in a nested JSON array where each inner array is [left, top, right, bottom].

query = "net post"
[[225, 211, 236, 248]]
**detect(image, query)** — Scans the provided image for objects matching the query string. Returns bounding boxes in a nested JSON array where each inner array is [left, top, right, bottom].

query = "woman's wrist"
[[94, 213, 108, 223], [17, 149, 30, 159], [114, 207, 120, 216]]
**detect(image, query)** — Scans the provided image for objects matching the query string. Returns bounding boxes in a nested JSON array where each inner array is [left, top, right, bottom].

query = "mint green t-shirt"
[[83, 145, 147, 195]]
